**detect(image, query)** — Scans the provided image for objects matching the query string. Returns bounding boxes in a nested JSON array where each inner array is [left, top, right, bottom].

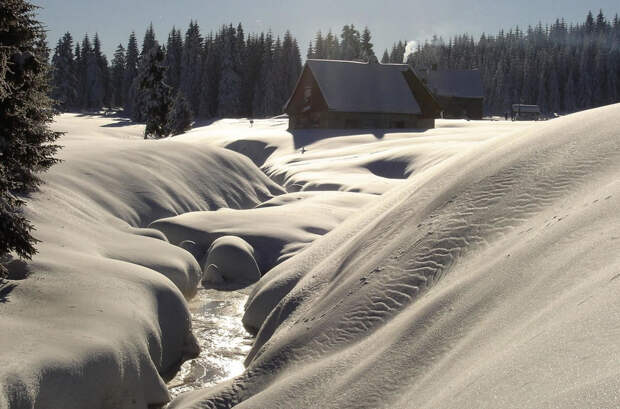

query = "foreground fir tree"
[[0, 0, 61, 275], [137, 45, 172, 138]]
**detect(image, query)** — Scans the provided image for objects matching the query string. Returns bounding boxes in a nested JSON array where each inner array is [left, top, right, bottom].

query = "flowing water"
[[168, 288, 253, 398]]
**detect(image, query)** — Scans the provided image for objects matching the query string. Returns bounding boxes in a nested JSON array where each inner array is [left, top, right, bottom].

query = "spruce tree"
[[137, 45, 172, 138], [91, 34, 109, 109], [0, 0, 62, 274], [141, 23, 157, 57], [131, 26, 160, 121], [360, 27, 375, 61], [340, 24, 361, 60], [253, 32, 275, 116], [217, 25, 242, 117], [381, 49, 390, 63], [313, 31, 325, 59], [77, 35, 91, 108], [198, 33, 219, 118], [168, 93, 193, 135], [123, 32, 139, 116], [179, 21, 203, 115], [110, 44, 126, 108], [51, 32, 77, 110], [164, 28, 183, 92], [307, 41, 314, 59], [281, 31, 301, 106]]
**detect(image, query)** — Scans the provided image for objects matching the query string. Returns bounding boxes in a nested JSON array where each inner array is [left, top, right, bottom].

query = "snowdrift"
[[177, 117, 533, 194], [150, 191, 376, 275], [170, 104, 620, 408], [0, 114, 283, 409]]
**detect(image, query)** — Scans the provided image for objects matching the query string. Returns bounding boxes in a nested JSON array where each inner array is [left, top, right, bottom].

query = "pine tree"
[[123, 32, 139, 116], [1, 0, 62, 273], [137, 45, 172, 138], [168, 93, 193, 135], [110, 44, 126, 108], [198, 33, 220, 118], [253, 32, 276, 116], [91, 33, 109, 109], [360, 27, 375, 61], [164, 27, 183, 91], [313, 31, 325, 59], [141, 23, 157, 57], [281, 31, 301, 105], [325, 30, 339, 59], [51, 32, 77, 110], [131, 26, 160, 121], [340, 24, 361, 60], [381, 49, 390, 63], [217, 25, 242, 117], [76, 35, 91, 108], [180, 21, 203, 115]]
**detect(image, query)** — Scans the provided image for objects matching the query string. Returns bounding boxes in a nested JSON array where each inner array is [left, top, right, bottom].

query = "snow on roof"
[[306, 59, 422, 115], [426, 69, 484, 98]]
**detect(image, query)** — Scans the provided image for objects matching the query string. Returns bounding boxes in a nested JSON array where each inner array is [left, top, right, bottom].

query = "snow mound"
[[176, 116, 533, 195], [0, 114, 283, 409], [150, 191, 376, 275], [202, 236, 261, 290], [170, 104, 620, 409]]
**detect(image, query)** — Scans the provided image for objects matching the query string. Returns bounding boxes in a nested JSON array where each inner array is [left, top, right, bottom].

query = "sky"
[[37, 0, 619, 61]]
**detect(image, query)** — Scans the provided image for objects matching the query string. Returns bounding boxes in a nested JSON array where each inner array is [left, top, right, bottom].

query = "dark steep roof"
[[302, 60, 422, 115], [425, 69, 484, 99]]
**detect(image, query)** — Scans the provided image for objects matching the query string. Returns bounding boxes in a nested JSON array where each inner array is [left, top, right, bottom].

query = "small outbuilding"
[[511, 104, 541, 120], [283, 59, 441, 130], [419, 69, 484, 120]]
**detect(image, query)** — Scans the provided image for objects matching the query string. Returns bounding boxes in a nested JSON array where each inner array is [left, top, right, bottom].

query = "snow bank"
[[177, 117, 534, 194], [170, 104, 620, 408], [150, 191, 376, 275], [0, 114, 283, 409], [202, 236, 261, 290]]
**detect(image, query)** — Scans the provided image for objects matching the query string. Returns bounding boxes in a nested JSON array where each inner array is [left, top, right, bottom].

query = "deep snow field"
[[0, 105, 619, 408]]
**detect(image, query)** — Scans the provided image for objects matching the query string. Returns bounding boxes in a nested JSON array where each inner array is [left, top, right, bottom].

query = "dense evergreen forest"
[[50, 22, 302, 120], [50, 11, 619, 120], [405, 10, 620, 115]]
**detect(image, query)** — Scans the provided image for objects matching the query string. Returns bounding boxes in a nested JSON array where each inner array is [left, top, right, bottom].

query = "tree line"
[[50, 22, 302, 136], [405, 10, 620, 115], [306, 25, 376, 61], [51, 11, 620, 125]]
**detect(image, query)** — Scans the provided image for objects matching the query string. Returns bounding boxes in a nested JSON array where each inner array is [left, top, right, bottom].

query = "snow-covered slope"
[[0, 114, 284, 409], [170, 104, 620, 408], [150, 191, 376, 275], [177, 117, 534, 194]]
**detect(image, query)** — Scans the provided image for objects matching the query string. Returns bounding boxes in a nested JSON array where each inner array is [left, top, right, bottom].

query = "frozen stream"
[[168, 288, 253, 398]]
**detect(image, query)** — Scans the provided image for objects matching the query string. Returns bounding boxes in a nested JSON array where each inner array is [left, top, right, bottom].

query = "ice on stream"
[[168, 288, 253, 397]]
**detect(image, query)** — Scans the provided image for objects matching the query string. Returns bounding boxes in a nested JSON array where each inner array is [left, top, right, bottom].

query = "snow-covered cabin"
[[419, 69, 484, 119], [283, 59, 441, 129]]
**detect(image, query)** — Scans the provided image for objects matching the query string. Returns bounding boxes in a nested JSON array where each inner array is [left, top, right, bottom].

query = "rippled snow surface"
[[168, 288, 253, 397]]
